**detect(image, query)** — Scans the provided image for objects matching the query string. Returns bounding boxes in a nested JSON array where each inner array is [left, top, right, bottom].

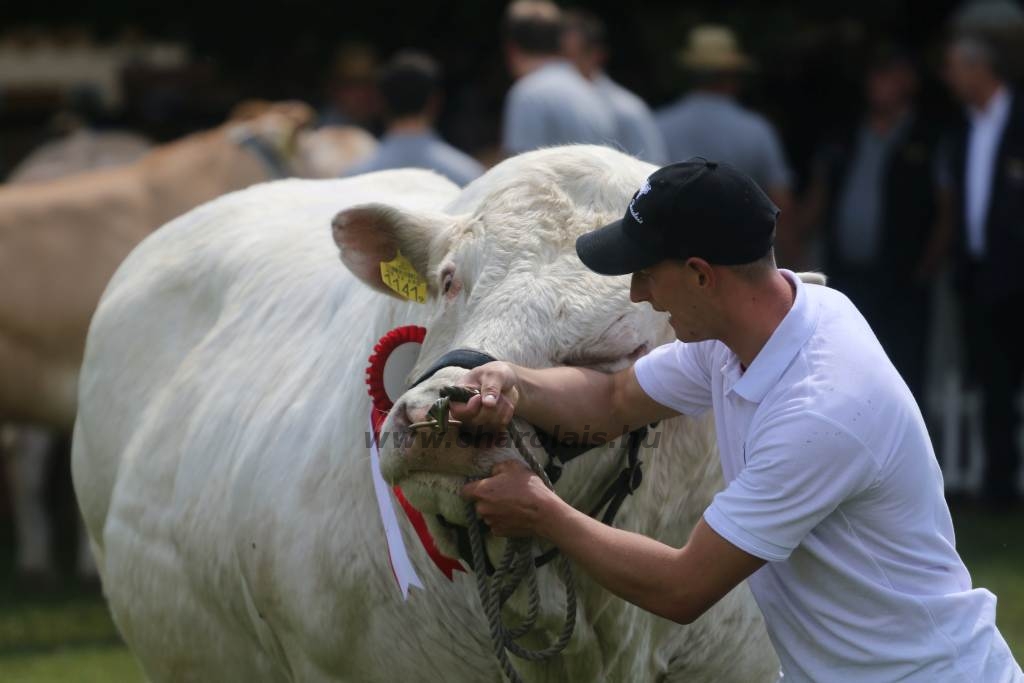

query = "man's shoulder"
[[515, 62, 589, 96], [598, 76, 650, 111], [764, 291, 911, 452], [732, 106, 783, 144]]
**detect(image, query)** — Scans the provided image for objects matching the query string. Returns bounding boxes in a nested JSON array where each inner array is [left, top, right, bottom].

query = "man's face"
[[629, 259, 713, 342]]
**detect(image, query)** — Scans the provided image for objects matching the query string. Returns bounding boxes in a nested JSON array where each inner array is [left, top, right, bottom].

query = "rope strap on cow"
[[464, 422, 578, 683], [410, 370, 647, 683], [415, 387, 577, 683]]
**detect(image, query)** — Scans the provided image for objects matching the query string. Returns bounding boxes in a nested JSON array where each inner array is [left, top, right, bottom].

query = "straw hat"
[[678, 25, 755, 72]]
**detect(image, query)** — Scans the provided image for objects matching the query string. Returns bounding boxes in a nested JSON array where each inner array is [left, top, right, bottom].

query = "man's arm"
[[449, 362, 679, 442], [462, 462, 766, 624]]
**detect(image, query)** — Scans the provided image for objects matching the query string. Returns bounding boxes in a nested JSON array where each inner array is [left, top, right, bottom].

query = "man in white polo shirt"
[[455, 159, 1021, 681]]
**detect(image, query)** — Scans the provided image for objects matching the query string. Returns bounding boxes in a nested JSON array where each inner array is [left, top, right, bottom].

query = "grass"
[[948, 502, 1024, 656], [0, 503, 1019, 681]]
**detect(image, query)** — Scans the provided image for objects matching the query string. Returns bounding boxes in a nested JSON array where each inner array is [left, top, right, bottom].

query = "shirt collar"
[[969, 86, 1011, 125], [728, 270, 820, 403]]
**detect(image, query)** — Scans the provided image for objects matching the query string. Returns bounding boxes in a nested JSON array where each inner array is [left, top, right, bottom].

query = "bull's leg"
[[2, 424, 56, 581]]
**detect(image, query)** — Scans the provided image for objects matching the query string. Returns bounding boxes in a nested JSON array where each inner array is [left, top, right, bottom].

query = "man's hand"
[[448, 361, 521, 431], [461, 461, 562, 537]]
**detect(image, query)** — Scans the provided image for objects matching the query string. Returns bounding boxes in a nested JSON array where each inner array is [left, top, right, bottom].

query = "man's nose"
[[629, 274, 648, 303]]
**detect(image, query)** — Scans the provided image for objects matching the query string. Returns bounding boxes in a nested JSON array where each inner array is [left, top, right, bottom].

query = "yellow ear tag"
[[380, 250, 428, 303]]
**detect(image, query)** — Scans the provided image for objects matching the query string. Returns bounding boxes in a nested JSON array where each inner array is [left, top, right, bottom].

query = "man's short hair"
[[502, 0, 564, 55], [725, 246, 777, 281], [563, 8, 606, 51], [377, 50, 440, 119]]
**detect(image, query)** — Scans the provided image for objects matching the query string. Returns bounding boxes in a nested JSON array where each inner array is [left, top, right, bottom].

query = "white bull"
[[74, 146, 779, 681]]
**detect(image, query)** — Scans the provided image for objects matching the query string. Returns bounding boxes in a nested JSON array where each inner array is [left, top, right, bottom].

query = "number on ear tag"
[[380, 250, 427, 303]]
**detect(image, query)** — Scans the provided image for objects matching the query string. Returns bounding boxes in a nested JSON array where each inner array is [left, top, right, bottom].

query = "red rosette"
[[366, 325, 427, 436], [365, 325, 465, 580]]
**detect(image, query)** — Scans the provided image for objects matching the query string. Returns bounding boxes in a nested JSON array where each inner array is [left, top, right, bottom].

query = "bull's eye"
[[442, 272, 454, 294]]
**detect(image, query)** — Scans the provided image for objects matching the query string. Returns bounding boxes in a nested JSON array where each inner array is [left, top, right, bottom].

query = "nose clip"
[[408, 386, 480, 435]]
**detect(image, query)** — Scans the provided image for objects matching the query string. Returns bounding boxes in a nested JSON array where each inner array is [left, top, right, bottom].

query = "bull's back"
[[71, 172, 461, 679]]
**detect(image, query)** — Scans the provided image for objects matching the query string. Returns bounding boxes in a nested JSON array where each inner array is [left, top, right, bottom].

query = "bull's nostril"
[[405, 404, 428, 428]]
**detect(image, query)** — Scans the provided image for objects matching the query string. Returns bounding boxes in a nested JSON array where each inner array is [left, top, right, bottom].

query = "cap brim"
[[575, 219, 665, 276]]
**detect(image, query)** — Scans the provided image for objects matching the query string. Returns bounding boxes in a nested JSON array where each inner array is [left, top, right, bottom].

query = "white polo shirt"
[[634, 270, 1022, 682]]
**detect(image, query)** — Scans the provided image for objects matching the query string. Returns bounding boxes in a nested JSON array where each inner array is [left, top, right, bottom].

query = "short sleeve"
[[703, 411, 880, 562], [633, 341, 714, 416], [502, 88, 546, 154]]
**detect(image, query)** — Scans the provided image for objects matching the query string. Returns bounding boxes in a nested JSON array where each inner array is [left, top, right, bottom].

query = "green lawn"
[[0, 577, 143, 682], [949, 502, 1024, 657], [0, 503, 1020, 681]]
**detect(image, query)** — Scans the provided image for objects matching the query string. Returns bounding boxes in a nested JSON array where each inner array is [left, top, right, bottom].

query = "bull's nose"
[[405, 404, 429, 427]]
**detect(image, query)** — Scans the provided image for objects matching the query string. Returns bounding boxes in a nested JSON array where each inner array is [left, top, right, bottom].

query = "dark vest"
[[949, 91, 1024, 302], [820, 115, 938, 282]]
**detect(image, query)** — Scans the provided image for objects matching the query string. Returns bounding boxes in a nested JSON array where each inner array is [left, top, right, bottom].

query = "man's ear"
[[331, 203, 451, 300], [686, 257, 715, 288]]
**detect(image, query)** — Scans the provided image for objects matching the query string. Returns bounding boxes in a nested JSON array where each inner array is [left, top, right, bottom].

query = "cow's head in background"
[[227, 99, 376, 179], [332, 146, 671, 557]]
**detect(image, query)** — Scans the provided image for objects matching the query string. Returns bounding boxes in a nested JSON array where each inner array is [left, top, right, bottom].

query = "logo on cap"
[[628, 178, 652, 224]]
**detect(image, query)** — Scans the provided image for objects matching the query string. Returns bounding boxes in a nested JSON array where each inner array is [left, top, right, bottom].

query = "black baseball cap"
[[576, 158, 779, 275]]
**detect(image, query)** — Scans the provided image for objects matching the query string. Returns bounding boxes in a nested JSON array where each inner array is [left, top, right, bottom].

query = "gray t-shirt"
[[343, 130, 484, 187], [502, 59, 617, 154], [593, 73, 668, 165], [834, 119, 908, 266], [655, 92, 792, 191]]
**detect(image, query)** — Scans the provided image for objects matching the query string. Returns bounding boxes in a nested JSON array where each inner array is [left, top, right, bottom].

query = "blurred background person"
[[943, 31, 1024, 510], [500, 0, 616, 156], [655, 25, 796, 263], [800, 45, 949, 408], [561, 8, 667, 164], [320, 42, 383, 134], [343, 50, 483, 187]]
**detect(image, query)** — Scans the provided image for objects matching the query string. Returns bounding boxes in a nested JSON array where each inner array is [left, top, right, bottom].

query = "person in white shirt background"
[[455, 158, 1022, 681]]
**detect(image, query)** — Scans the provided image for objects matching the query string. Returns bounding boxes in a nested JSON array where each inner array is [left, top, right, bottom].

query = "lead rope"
[[413, 388, 577, 683]]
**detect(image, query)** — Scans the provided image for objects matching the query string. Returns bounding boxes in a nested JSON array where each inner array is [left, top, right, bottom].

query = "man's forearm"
[[535, 495, 703, 624], [514, 365, 627, 440]]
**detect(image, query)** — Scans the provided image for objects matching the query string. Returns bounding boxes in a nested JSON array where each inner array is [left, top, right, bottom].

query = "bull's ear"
[[331, 203, 449, 300]]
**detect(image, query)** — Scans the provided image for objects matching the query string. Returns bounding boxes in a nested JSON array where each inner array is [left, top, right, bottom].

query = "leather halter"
[[409, 348, 648, 569]]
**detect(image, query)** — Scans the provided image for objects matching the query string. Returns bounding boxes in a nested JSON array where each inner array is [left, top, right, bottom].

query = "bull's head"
[[332, 146, 671, 558]]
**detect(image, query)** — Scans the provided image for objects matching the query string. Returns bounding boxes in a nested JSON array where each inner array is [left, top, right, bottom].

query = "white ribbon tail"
[[368, 414, 424, 599]]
